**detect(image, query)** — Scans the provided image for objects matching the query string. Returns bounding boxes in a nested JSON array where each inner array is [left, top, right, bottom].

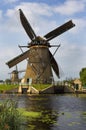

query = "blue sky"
[[0, 0, 86, 81]]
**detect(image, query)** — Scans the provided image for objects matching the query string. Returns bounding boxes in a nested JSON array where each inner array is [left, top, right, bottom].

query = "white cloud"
[[16, 2, 53, 17], [2, 2, 86, 36], [55, 41, 86, 79], [6, 9, 16, 17], [1, 3, 58, 38], [71, 18, 86, 34], [54, 0, 86, 15], [0, 9, 22, 34], [15, 2, 54, 35]]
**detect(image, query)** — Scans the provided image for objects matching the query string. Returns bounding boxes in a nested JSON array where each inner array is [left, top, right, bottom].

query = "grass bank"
[[32, 84, 51, 91], [0, 84, 18, 92], [0, 83, 51, 92]]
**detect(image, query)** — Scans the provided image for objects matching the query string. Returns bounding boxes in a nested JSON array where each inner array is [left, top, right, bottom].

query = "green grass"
[[32, 84, 51, 91], [0, 84, 18, 91], [0, 83, 52, 92]]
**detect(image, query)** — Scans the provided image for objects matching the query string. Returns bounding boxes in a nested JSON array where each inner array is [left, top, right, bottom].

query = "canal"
[[0, 94, 86, 130]]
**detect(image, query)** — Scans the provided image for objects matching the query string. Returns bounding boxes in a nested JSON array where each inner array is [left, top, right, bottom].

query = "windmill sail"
[[19, 9, 36, 40], [44, 20, 75, 41], [6, 50, 29, 68], [49, 50, 60, 78]]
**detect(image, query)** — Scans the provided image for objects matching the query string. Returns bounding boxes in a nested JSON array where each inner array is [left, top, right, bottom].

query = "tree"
[[79, 68, 86, 86], [5, 79, 11, 84]]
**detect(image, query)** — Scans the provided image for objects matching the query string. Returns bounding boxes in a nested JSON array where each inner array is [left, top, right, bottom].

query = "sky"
[[0, 0, 86, 81]]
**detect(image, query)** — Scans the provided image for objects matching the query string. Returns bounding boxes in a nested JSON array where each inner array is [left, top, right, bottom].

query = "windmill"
[[8, 65, 25, 83], [6, 9, 75, 84]]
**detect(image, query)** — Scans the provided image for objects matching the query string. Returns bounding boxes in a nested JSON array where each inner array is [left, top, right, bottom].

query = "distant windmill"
[[8, 65, 25, 83], [6, 9, 75, 84]]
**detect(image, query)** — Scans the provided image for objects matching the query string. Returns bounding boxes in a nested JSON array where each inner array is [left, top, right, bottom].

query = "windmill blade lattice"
[[44, 20, 75, 41], [6, 50, 30, 68], [19, 9, 36, 40]]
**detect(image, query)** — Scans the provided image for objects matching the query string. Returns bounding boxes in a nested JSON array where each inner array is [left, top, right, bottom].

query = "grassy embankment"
[[32, 84, 51, 91], [0, 83, 51, 92], [0, 84, 18, 93]]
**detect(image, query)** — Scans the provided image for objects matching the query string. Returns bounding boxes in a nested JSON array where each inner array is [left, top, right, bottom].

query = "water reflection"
[[17, 94, 59, 130], [0, 94, 86, 130]]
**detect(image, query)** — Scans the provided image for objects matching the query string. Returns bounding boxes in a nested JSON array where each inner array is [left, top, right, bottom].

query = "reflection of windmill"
[[9, 66, 25, 83], [6, 9, 75, 84]]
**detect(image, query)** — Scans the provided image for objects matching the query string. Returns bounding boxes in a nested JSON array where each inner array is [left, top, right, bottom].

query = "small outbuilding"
[[73, 79, 82, 90]]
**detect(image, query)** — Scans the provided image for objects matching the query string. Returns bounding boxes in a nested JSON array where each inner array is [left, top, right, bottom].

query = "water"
[[0, 94, 86, 130]]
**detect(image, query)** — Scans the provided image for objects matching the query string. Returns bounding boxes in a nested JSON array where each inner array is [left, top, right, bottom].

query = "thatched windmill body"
[[6, 9, 75, 84]]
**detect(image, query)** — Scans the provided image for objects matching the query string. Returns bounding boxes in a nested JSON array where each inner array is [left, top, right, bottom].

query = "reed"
[[0, 100, 23, 130]]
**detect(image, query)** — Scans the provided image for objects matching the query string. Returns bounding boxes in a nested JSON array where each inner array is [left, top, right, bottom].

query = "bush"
[[0, 100, 23, 130]]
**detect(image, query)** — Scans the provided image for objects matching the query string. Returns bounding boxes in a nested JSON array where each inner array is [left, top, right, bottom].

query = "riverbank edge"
[[1, 85, 86, 94]]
